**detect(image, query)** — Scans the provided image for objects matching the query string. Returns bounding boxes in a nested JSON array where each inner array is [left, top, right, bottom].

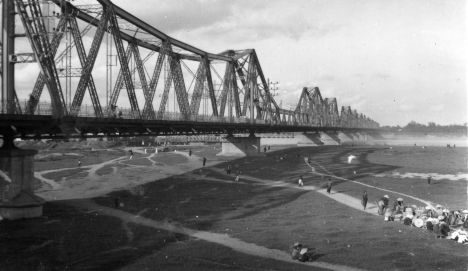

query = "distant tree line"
[[380, 121, 468, 136]]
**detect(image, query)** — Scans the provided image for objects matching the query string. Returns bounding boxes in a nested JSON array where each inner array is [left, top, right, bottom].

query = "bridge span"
[[0, 0, 379, 219]]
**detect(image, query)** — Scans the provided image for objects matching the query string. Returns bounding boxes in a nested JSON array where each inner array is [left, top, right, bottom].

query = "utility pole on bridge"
[[2, 0, 15, 114]]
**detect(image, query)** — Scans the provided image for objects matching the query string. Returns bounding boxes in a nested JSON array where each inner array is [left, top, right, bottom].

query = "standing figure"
[[78, 159, 81, 168], [393, 198, 404, 214], [226, 164, 232, 175], [326, 179, 332, 194], [264, 146, 267, 153], [202, 157, 207, 166], [129, 149, 134, 160], [427, 176, 432, 184], [361, 190, 368, 210], [378, 195, 390, 215], [189, 149, 192, 156], [298, 176, 304, 187]]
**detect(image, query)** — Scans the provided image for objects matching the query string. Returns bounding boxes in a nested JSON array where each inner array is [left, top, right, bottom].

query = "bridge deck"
[[0, 114, 375, 139]]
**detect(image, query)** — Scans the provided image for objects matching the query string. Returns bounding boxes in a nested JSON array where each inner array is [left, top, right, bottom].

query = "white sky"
[[111, 0, 467, 126]]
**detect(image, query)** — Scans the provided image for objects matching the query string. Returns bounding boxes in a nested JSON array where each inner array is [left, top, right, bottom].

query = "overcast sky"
[[110, 0, 466, 126]]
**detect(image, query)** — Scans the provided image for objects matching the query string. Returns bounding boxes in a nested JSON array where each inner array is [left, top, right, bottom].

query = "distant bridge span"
[[0, 0, 378, 139]]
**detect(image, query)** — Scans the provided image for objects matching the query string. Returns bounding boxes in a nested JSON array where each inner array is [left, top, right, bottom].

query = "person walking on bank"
[[362, 190, 368, 210], [326, 179, 332, 194], [202, 157, 207, 166], [427, 176, 432, 184]]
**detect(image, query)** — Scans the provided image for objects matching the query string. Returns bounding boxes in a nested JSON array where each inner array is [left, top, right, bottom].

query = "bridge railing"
[[3, 100, 378, 129], [6, 100, 272, 125]]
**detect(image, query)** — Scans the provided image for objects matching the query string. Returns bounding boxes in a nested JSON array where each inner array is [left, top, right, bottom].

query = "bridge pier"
[[337, 131, 373, 145], [296, 132, 324, 146], [319, 132, 341, 145], [0, 131, 44, 220], [219, 133, 262, 156], [337, 131, 355, 145]]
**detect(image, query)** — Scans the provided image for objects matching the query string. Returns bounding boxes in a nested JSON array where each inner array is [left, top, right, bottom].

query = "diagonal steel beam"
[[189, 62, 206, 115], [108, 6, 140, 118], [95, 0, 231, 62], [168, 55, 191, 119], [108, 44, 132, 113], [25, 16, 67, 114], [68, 16, 103, 118], [219, 61, 232, 117], [70, 7, 109, 115], [230, 63, 241, 117], [203, 57, 218, 116], [143, 41, 170, 119], [157, 61, 172, 119], [16, 0, 67, 117], [129, 42, 153, 117]]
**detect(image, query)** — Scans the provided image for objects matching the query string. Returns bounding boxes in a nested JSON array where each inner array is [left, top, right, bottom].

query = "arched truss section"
[[4, 0, 378, 129], [323, 98, 339, 127]]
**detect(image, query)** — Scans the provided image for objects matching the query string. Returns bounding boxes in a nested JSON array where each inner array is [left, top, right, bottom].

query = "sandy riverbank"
[[1, 144, 467, 271]]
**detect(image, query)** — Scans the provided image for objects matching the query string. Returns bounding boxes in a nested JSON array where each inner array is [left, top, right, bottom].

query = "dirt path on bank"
[[305, 160, 435, 209], [34, 149, 215, 201], [69, 199, 365, 271]]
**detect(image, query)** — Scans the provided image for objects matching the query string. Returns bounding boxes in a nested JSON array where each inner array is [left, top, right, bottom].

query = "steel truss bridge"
[[0, 0, 379, 139]]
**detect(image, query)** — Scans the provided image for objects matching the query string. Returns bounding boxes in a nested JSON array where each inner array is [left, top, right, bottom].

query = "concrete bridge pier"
[[337, 131, 373, 145], [319, 131, 341, 145], [0, 130, 44, 220], [337, 131, 356, 145], [219, 133, 262, 156], [296, 132, 324, 146]]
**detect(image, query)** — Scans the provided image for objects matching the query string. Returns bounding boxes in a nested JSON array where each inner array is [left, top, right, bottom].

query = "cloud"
[[431, 104, 445, 112], [113, 0, 233, 33], [317, 75, 335, 82], [113, 0, 342, 44], [372, 72, 391, 80]]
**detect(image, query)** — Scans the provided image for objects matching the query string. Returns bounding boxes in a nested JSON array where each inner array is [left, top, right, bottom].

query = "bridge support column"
[[337, 131, 355, 145], [0, 131, 44, 220], [219, 134, 262, 156], [336, 131, 373, 145], [296, 132, 324, 146], [319, 132, 340, 145]]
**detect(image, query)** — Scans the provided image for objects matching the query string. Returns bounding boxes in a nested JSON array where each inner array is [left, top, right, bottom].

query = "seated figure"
[[291, 242, 315, 262]]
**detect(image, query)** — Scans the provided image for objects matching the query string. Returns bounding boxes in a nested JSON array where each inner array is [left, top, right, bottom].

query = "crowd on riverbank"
[[376, 195, 468, 244]]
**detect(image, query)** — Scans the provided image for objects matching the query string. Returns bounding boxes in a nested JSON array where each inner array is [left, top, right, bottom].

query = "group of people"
[[297, 176, 333, 194], [225, 164, 241, 182], [376, 195, 468, 243]]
